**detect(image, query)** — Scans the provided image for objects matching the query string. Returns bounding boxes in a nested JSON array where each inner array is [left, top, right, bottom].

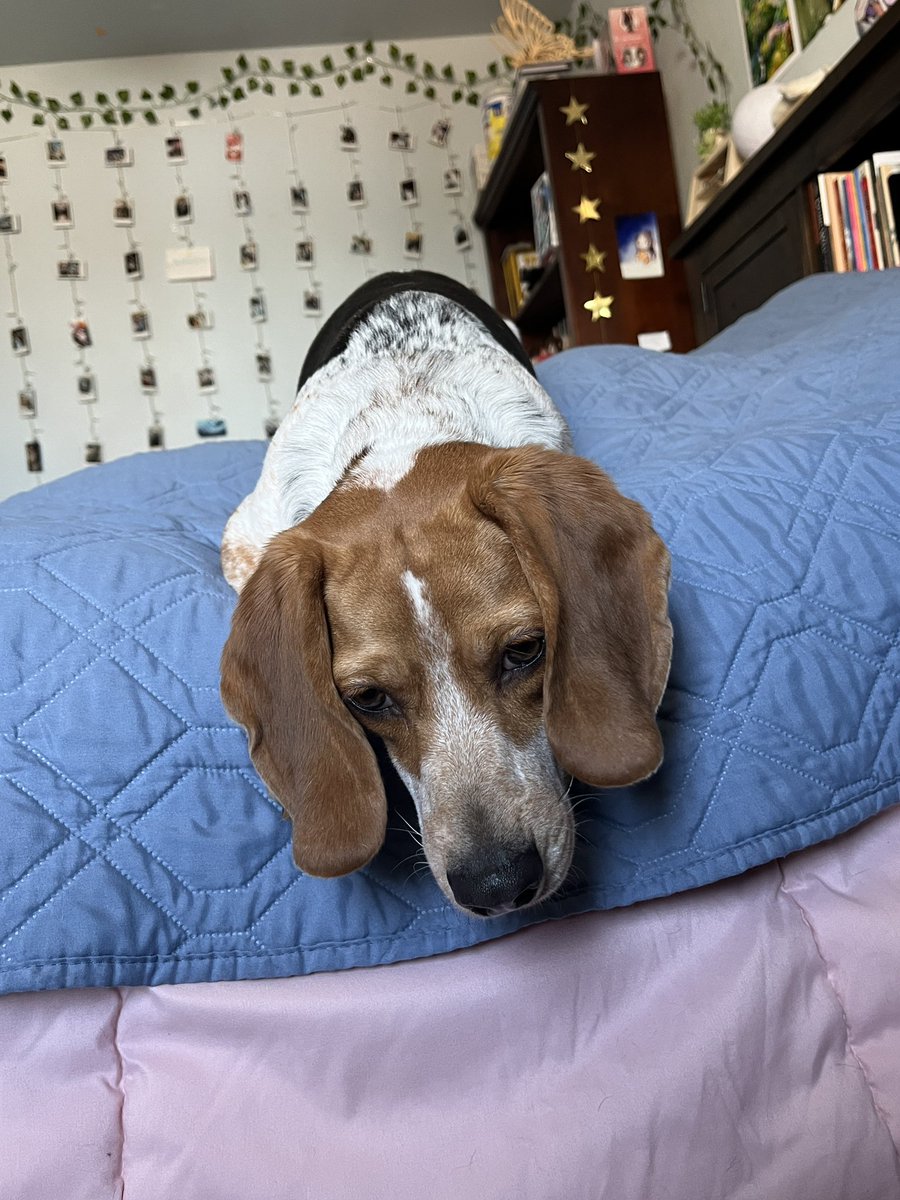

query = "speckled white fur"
[[222, 291, 572, 590]]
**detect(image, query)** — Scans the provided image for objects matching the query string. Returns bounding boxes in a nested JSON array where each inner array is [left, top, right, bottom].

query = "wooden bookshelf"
[[473, 72, 695, 353]]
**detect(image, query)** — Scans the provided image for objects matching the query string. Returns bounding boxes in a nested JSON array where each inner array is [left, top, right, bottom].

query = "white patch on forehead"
[[401, 570, 434, 632]]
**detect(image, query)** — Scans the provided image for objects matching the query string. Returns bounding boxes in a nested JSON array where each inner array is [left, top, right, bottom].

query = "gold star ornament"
[[584, 291, 614, 322], [572, 194, 601, 224], [581, 244, 607, 272], [565, 142, 596, 173], [559, 95, 589, 126]]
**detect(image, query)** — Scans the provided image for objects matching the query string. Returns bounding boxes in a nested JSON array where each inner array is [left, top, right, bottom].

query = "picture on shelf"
[[614, 212, 665, 279], [738, 0, 795, 85], [608, 6, 656, 72]]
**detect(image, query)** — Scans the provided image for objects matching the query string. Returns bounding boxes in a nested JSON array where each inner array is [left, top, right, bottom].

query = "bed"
[[2, 271, 900, 1199]]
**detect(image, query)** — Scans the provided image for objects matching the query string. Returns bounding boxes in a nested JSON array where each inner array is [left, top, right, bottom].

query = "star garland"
[[560, 94, 613, 327]]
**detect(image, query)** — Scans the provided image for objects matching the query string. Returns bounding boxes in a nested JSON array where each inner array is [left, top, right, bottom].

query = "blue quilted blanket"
[[2, 272, 900, 995]]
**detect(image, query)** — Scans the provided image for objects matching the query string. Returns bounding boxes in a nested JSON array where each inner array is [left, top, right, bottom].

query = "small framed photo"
[[295, 238, 314, 266], [52, 199, 73, 228], [10, 324, 30, 355], [77, 372, 96, 402], [347, 179, 365, 206], [197, 366, 217, 393], [453, 222, 472, 252], [25, 440, 43, 473], [290, 184, 309, 213], [18, 386, 37, 418], [197, 416, 227, 438], [165, 135, 185, 163], [174, 193, 193, 223], [187, 307, 213, 331], [58, 257, 86, 280], [404, 230, 423, 260], [399, 178, 418, 206], [225, 131, 243, 163], [233, 189, 252, 216], [113, 198, 134, 226], [339, 123, 359, 151], [249, 290, 267, 323], [615, 212, 665, 280], [442, 167, 462, 196], [388, 129, 414, 152], [147, 423, 165, 449], [0, 155, 8, 181], [105, 145, 133, 167], [139, 365, 158, 392], [263, 416, 280, 439], [303, 287, 321, 316], [130, 309, 151, 339], [350, 234, 372, 256], [70, 318, 92, 348], [84, 442, 103, 465], [124, 250, 142, 280], [0, 213, 21, 234], [256, 350, 272, 381], [239, 241, 258, 271], [46, 139, 67, 165], [429, 118, 451, 148]]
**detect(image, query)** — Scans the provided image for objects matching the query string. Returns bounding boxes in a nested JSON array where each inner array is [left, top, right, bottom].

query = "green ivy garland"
[[0, 41, 514, 128]]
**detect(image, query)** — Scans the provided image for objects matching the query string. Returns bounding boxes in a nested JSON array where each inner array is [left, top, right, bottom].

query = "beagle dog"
[[220, 270, 672, 918]]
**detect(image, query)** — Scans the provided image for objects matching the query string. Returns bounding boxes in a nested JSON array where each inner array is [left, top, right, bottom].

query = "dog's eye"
[[501, 636, 545, 673], [346, 688, 393, 714]]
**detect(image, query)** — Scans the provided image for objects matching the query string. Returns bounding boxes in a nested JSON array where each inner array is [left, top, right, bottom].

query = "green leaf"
[[159, 84, 175, 101], [81, 112, 94, 127], [232, 86, 245, 100], [141, 88, 152, 101], [302, 63, 314, 78], [186, 80, 200, 94], [117, 88, 130, 103], [57, 115, 69, 129], [403, 53, 416, 68], [282, 59, 295, 74], [289, 81, 300, 95], [1, 109, 12, 122], [237, 54, 248, 70], [259, 56, 271, 72], [311, 83, 323, 97], [364, 39, 374, 54], [47, 97, 61, 113], [188, 106, 201, 119], [70, 90, 84, 105], [102, 109, 117, 124], [222, 66, 235, 82], [467, 92, 479, 105], [247, 77, 259, 92], [32, 113, 45, 125], [380, 74, 393, 86], [321, 55, 333, 70], [262, 80, 274, 94], [424, 85, 436, 100], [465, 70, 477, 85], [335, 72, 346, 87], [220, 95, 230, 108], [10, 82, 22, 98], [364, 62, 375, 75], [487, 61, 499, 77], [345, 44, 357, 59], [442, 64, 454, 80], [96, 91, 109, 105], [452, 88, 462, 102], [143, 110, 157, 125], [27, 90, 40, 105], [351, 66, 364, 81], [423, 61, 435, 78], [388, 44, 400, 61], [405, 81, 417, 93]]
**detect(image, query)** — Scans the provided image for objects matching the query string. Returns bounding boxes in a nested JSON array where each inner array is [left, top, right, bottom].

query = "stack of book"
[[501, 243, 541, 315], [810, 151, 900, 271]]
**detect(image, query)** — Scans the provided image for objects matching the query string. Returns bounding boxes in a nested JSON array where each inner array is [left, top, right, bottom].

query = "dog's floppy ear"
[[473, 445, 672, 788], [220, 527, 386, 876]]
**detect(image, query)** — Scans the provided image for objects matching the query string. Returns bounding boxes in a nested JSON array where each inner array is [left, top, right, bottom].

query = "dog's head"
[[220, 443, 672, 917]]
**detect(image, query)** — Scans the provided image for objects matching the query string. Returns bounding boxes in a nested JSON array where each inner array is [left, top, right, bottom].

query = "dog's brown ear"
[[473, 445, 672, 788], [220, 528, 386, 876]]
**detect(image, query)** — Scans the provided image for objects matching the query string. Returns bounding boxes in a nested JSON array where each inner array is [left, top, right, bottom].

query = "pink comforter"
[[4, 806, 900, 1200]]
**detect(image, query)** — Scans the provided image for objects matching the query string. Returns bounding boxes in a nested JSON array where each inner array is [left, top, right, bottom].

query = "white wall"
[[0, 35, 495, 500]]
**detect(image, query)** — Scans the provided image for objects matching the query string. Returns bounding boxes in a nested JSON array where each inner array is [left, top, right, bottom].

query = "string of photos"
[[285, 107, 324, 335]]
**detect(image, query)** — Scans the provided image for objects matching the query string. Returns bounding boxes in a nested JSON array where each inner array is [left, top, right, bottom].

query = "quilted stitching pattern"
[[1, 272, 899, 995]]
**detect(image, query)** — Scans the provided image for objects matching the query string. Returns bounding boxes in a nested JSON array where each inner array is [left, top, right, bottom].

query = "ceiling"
[[1, 0, 574, 67]]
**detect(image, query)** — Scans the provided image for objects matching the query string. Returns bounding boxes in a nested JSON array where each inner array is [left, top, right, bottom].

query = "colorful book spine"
[[860, 164, 885, 269], [852, 168, 874, 269]]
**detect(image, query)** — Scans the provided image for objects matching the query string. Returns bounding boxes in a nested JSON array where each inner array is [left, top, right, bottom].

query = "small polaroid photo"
[[197, 415, 227, 438], [615, 212, 664, 280], [339, 123, 359, 151], [429, 118, 451, 148], [130, 309, 151, 339], [240, 241, 258, 271], [225, 131, 243, 163], [256, 350, 273, 381], [58, 257, 87, 280], [295, 238, 314, 266], [84, 442, 103, 465], [249, 290, 267, 323], [399, 177, 418, 206], [113, 198, 134, 226], [233, 189, 252, 216], [263, 416, 280, 439], [18, 386, 37, 418], [347, 179, 365, 206], [46, 139, 67, 166], [70, 318, 92, 348], [197, 366, 217, 393], [0, 213, 20, 234], [77, 372, 96, 402], [350, 233, 372, 256], [26, 440, 43, 473], [187, 307, 213, 331], [404, 230, 423, 260], [442, 167, 462, 196], [124, 249, 142, 280], [174, 193, 193, 223], [388, 130, 414, 152], [105, 145, 133, 167], [52, 199, 73, 228], [165, 135, 185, 163], [10, 324, 29, 355], [0, 155, 8, 181], [139, 365, 158, 392], [453, 222, 472, 252], [290, 184, 309, 213], [303, 287, 321, 316], [147, 423, 165, 449]]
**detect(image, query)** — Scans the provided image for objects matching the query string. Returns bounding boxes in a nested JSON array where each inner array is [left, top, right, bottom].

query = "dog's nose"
[[446, 843, 544, 916]]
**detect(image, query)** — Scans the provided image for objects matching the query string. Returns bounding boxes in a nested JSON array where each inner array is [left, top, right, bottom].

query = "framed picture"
[[225, 131, 243, 163], [165, 135, 186, 163], [350, 234, 372, 255], [0, 213, 20, 234], [614, 212, 665, 279], [429, 118, 451, 148], [339, 123, 359, 151], [10, 324, 30, 355], [58, 257, 87, 280], [84, 442, 103, 464], [113, 198, 134, 226], [147, 423, 165, 449], [233, 189, 252, 216], [46, 139, 67, 165], [187, 307, 213, 331], [140, 365, 158, 392], [130, 309, 151, 339], [105, 145, 133, 167], [256, 350, 273, 381], [737, 0, 795, 85], [404, 230, 423, 259], [303, 287, 321, 316], [239, 241, 258, 270], [442, 167, 462, 196], [249, 290, 267, 322], [264, 416, 280, 439], [70, 318, 92, 348], [388, 130, 414, 152], [347, 179, 365, 206], [174, 193, 193, 223], [26, 440, 43, 473], [290, 184, 309, 213], [124, 250, 142, 280], [295, 239, 314, 266], [197, 367, 217, 394], [399, 178, 419, 206], [18, 386, 37, 418], [77, 372, 96, 402], [453, 222, 472, 252], [52, 199, 73, 228]]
